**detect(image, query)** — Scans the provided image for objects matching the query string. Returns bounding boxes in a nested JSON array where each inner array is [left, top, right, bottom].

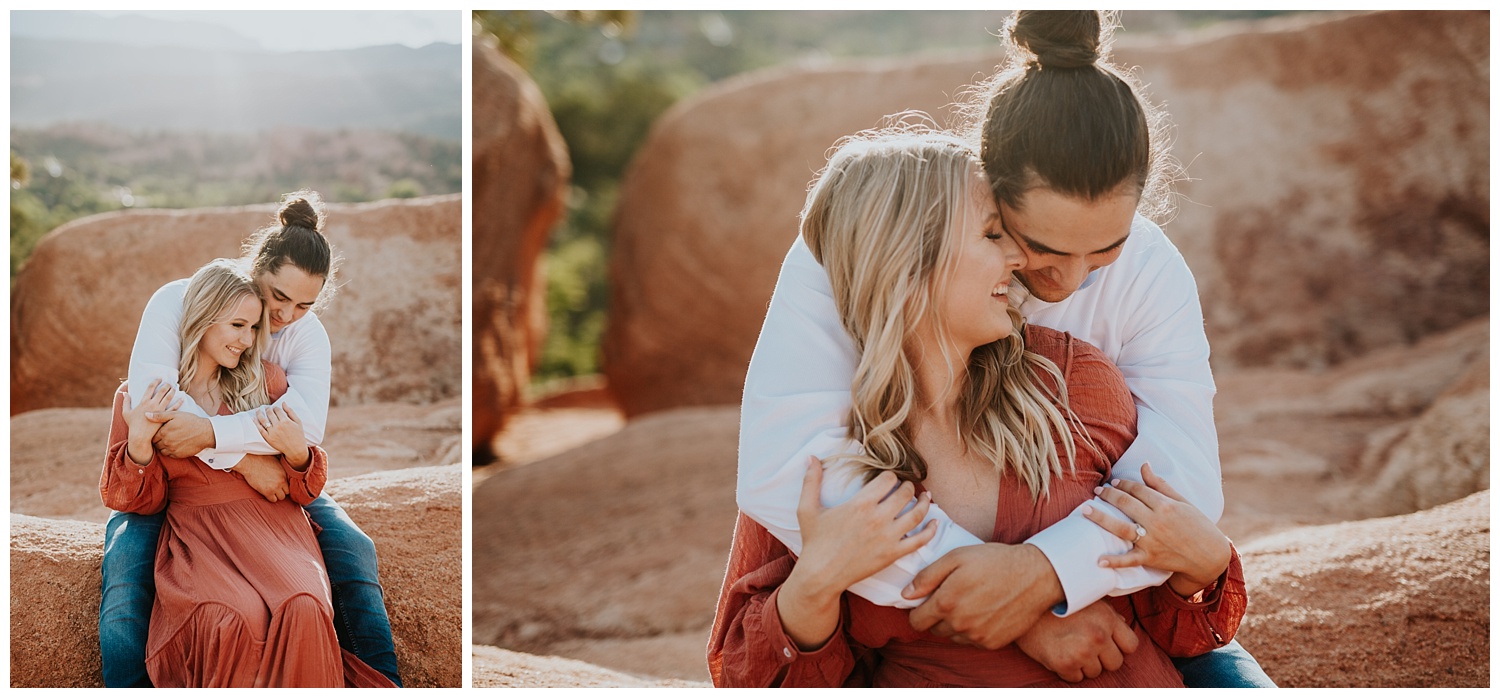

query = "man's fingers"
[[1100, 642, 1126, 673], [1112, 614, 1140, 655], [144, 411, 174, 424], [903, 552, 958, 600], [1081, 656, 1103, 679]]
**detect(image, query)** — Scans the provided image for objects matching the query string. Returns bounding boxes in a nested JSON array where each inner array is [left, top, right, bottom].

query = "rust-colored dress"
[[709, 326, 1247, 687], [100, 363, 395, 688]]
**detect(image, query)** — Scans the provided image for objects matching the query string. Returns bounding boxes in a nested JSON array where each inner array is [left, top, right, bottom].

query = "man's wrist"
[[1018, 543, 1066, 612]]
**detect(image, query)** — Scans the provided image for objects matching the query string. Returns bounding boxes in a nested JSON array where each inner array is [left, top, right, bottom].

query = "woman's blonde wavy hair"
[[801, 121, 1087, 501], [178, 259, 272, 414]]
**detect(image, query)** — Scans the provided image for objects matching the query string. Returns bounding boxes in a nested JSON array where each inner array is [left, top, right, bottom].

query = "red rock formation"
[[8, 464, 462, 688], [471, 405, 739, 681], [603, 10, 1488, 417], [9, 195, 461, 414], [472, 646, 704, 688], [1236, 491, 1489, 687], [472, 40, 571, 456]]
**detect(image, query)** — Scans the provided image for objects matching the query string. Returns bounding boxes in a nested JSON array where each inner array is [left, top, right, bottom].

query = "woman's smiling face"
[[928, 176, 1026, 353], [199, 293, 263, 370]]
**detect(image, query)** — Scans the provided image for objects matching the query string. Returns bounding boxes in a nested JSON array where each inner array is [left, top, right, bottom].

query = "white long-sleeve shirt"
[[126, 278, 332, 470], [736, 213, 1222, 616]]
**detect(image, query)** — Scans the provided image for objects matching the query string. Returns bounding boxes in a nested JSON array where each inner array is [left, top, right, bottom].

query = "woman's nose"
[[1001, 234, 1026, 270]]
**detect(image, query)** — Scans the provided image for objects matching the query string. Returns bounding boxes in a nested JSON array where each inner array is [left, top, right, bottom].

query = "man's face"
[[255, 265, 323, 332], [999, 187, 1138, 303]]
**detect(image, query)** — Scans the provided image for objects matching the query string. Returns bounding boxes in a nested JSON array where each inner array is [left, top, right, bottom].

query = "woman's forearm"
[[776, 565, 846, 651], [127, 433, 156, 466]]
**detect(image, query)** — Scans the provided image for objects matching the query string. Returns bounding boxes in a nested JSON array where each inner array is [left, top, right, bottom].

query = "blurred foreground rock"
[[604, 10, 1488, 417], [1237, 491, 1489, 687], [9, 464, 462, 688], [10, 194, 461, 414], [472, 40, 570, 455], [472, 646, 704, 688]]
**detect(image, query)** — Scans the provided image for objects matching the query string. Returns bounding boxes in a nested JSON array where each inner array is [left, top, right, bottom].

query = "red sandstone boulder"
[[1214, 318, 1488, 541], [603, 11, 1488, 417], [1236, 491, 1489, 687], [7, 464, 462, 688], [1359, 350, 1488, 517], [471, 406, 739, 681], [472, 40, 571, 454], [10, 194, 461, 415], [472, 646, 704, 688]]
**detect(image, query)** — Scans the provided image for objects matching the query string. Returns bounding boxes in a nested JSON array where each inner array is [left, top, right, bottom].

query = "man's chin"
[[1017, 275, 1074, 304]]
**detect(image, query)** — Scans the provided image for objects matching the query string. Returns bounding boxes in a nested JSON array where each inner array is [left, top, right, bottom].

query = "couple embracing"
[[709, 11, 1275, 688], [99, 191, 400, 687]]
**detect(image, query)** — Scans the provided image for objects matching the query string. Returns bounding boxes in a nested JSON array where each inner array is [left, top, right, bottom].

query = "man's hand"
[[233, 453, 290, 503], [1014, 600, 1139, 682], [149, 412, 215, 458], [904, 543, 1064, 650]]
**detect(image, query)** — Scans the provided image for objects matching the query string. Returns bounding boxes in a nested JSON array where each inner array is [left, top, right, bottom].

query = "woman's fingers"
[[1093, 486, 1151, 525], [797, 456, 824, 520], [896, 519, 939, 556], [1097, 550, 1149, 568], [168, 396, 184, 411], [898, 491, 932, 527], [1140, 463, 1187, 503], [1081, 503, 1140, 543], [282, 405, 299, 424], [1109, 477, 1170, 510]]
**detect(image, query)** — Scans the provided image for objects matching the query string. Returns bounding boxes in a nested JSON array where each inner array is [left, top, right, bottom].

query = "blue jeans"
[[99, 494, 402, 687], [1174, 640, 1277, 687]]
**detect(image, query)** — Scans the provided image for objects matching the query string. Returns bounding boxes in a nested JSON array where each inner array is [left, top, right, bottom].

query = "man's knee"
[[102, 511, 163, 585]]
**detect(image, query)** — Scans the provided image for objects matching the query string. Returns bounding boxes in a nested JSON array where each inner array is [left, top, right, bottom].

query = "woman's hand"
[[255, 404, 309, 470], [1083, 463, 1231, 598], [123, 379, 182, 465], [778, 457, 938, 650]]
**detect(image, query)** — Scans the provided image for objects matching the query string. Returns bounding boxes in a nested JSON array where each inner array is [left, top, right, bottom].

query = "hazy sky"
[[19, 10, 462, 52]]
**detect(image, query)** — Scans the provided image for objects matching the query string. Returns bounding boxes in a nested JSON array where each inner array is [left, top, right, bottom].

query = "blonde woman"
[[100, 260, 394, 687], [708, 129, 1245, 687]]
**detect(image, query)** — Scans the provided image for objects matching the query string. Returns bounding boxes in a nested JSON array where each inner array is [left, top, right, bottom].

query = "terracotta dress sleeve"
[[708, 512, 860, 688], [257, 361, 326, 506], [99, 383, 169, 515], [1130, 544, 1248, 657]]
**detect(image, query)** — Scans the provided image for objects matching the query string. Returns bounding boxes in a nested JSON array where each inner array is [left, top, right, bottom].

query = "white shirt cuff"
[[1025, 505, 1129, 617]]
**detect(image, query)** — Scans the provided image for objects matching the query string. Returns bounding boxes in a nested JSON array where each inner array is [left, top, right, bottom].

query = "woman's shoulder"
[[1023, 324, 1117, 379], [261, 360, 289, 398], [1024, 324, 1134, 431]]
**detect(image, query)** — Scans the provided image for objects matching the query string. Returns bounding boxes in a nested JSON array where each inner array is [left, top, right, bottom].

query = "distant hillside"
[[11, 38, 461, 140]]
